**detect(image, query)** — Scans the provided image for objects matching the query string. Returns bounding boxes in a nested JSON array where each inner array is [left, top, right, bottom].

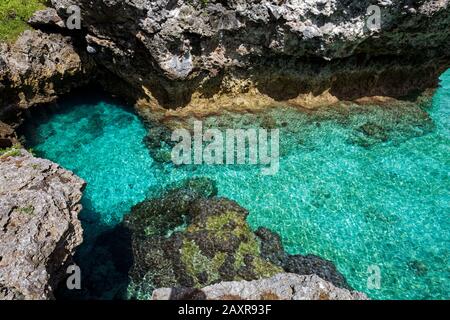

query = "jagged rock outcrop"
[[0, 150, 85, 300], [255, 227, 351, 289], [121, 177, 351, 299], [0, 121, 18, 148], [28, 8, 66, 30], [152, 273, 368, 300], [0, 29, 93, 121], [50, 0, 450, 118], [124, 178, 283, 298]]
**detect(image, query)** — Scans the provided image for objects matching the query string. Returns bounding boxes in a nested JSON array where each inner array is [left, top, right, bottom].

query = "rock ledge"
[[152, 273, 368, 300], [0, 150, 85, 300]]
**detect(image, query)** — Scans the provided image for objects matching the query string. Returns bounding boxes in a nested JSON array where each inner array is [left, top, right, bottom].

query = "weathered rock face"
[[152, 273, 368, 300], [0, 150, 85, 300], [51, 0, 449, 116], [0, 29, 93, 121], [28, 8, 66, 30], [0, 122, 19, 148]]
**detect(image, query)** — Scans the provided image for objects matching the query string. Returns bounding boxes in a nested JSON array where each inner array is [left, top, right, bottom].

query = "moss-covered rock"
[[124, 177, 350, 299], [180, 198, 283, 286], [124, 178, 282, 298], [124, 177, 217, 237]]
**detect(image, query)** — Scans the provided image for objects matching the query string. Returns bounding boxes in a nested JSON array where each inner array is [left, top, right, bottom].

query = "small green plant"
[[0, 144, 22, 158], [18, 205, 34, 215], [0, 0, 46, 42]]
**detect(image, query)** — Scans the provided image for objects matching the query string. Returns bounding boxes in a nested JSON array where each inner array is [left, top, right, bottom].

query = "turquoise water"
[[23, 72, 450, 300]]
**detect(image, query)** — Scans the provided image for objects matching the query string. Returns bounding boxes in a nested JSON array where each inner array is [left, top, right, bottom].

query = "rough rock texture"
[[124, 178, 283, 298], [0, 121, 19, 148], [0, 150, 85, 300], [255, 227, 351, 289], [152, 273, 368, 300], [0, 29, 93, 121], [28, 8, 66, 30], [50, 0, 450, 117], [121, 177, 351, 299]]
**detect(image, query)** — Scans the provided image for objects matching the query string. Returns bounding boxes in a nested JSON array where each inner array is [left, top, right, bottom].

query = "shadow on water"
[[17, 85, 138, 300], [55, 202, 134, 300], [17, 85, 136, 147]]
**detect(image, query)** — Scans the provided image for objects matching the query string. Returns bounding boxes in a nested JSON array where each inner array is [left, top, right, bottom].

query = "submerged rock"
[[358, 123, 389, 142], [123, 177, 353, 299], [408, 260, 429, 276], [125, 177, 219, 238], [256, 227, 351, 290], [124, 178, 283, 297], [0, 150, 85, 300], [349, 99, 436, 148], [152, 273, 368, 300]]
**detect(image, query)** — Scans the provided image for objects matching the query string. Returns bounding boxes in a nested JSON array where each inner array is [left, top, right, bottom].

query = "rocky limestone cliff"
[[0, 29, 93, 122], [0, 150, 85, 300], [152, 273, 368, 300], [2, 1, 448, 126], [49, 0, 450, 119], [0, 121, 19, 148]]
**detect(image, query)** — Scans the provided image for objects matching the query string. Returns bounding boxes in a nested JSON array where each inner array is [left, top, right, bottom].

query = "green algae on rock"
[[255, 228, 352, 290], [124, 177, 353, 299], [124, 178, 283, 298]]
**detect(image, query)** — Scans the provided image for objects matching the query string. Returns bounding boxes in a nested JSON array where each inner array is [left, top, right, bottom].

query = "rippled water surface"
[[23, 71, 450, 299]]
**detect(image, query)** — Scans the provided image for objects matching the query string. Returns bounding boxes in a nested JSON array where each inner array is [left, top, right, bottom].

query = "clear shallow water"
[[23, 72, 450, 300]]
